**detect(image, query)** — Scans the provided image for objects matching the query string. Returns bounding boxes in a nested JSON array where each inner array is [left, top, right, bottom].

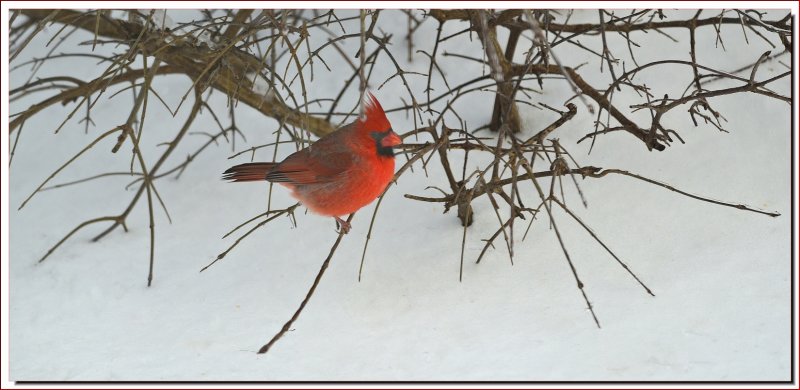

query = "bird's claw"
[[334, 217, 351, 234]]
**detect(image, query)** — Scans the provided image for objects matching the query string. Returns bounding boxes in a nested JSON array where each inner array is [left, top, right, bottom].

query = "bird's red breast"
[[224, 93, 401, 218]]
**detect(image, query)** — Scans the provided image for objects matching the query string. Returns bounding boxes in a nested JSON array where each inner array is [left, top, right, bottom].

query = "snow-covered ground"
[[3, 6, 797, 382]]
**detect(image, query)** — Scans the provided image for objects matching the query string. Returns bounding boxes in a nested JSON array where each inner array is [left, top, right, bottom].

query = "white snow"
[[3, 6, 797, 383]]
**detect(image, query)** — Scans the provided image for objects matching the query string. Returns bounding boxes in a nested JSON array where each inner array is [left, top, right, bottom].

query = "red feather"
[[223, 94, 401, 232], [222, 162, 277, 182], [361, 92, 392, 133]]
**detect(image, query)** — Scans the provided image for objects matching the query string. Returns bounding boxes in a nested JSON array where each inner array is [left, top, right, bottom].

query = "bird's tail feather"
[[222, 162, 278, 182]]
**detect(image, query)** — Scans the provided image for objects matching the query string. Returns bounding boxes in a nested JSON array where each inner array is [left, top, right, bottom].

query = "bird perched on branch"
[[223, 93, 401, 234]]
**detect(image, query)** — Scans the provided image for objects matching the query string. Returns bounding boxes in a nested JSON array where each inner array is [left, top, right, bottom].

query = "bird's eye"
[[371, 130, 397, 157]]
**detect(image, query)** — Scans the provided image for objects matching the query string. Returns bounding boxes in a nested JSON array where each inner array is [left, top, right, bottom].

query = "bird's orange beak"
[[381, 130, 402, 148]]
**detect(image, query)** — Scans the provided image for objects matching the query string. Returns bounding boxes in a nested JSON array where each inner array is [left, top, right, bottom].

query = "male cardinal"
[[223, 93, 401, 234]]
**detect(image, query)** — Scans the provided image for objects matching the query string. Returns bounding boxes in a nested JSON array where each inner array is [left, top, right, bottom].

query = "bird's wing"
[[265, 149, 354, 185]]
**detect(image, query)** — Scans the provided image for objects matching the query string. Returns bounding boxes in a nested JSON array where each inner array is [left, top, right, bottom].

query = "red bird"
[[223, 93, 401, 234]]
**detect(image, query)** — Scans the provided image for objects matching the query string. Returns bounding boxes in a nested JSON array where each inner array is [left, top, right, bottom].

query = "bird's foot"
[[334, 217, 351, 234]]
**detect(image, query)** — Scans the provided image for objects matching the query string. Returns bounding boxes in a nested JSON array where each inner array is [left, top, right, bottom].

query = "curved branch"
[[17, 9, 336, 137]]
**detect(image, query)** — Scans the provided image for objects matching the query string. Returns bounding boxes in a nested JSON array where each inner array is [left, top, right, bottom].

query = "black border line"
[[4, 7, 798, 389]]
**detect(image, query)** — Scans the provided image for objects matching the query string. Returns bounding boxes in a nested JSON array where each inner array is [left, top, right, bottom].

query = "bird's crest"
[[359, 92, 392, 132]]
